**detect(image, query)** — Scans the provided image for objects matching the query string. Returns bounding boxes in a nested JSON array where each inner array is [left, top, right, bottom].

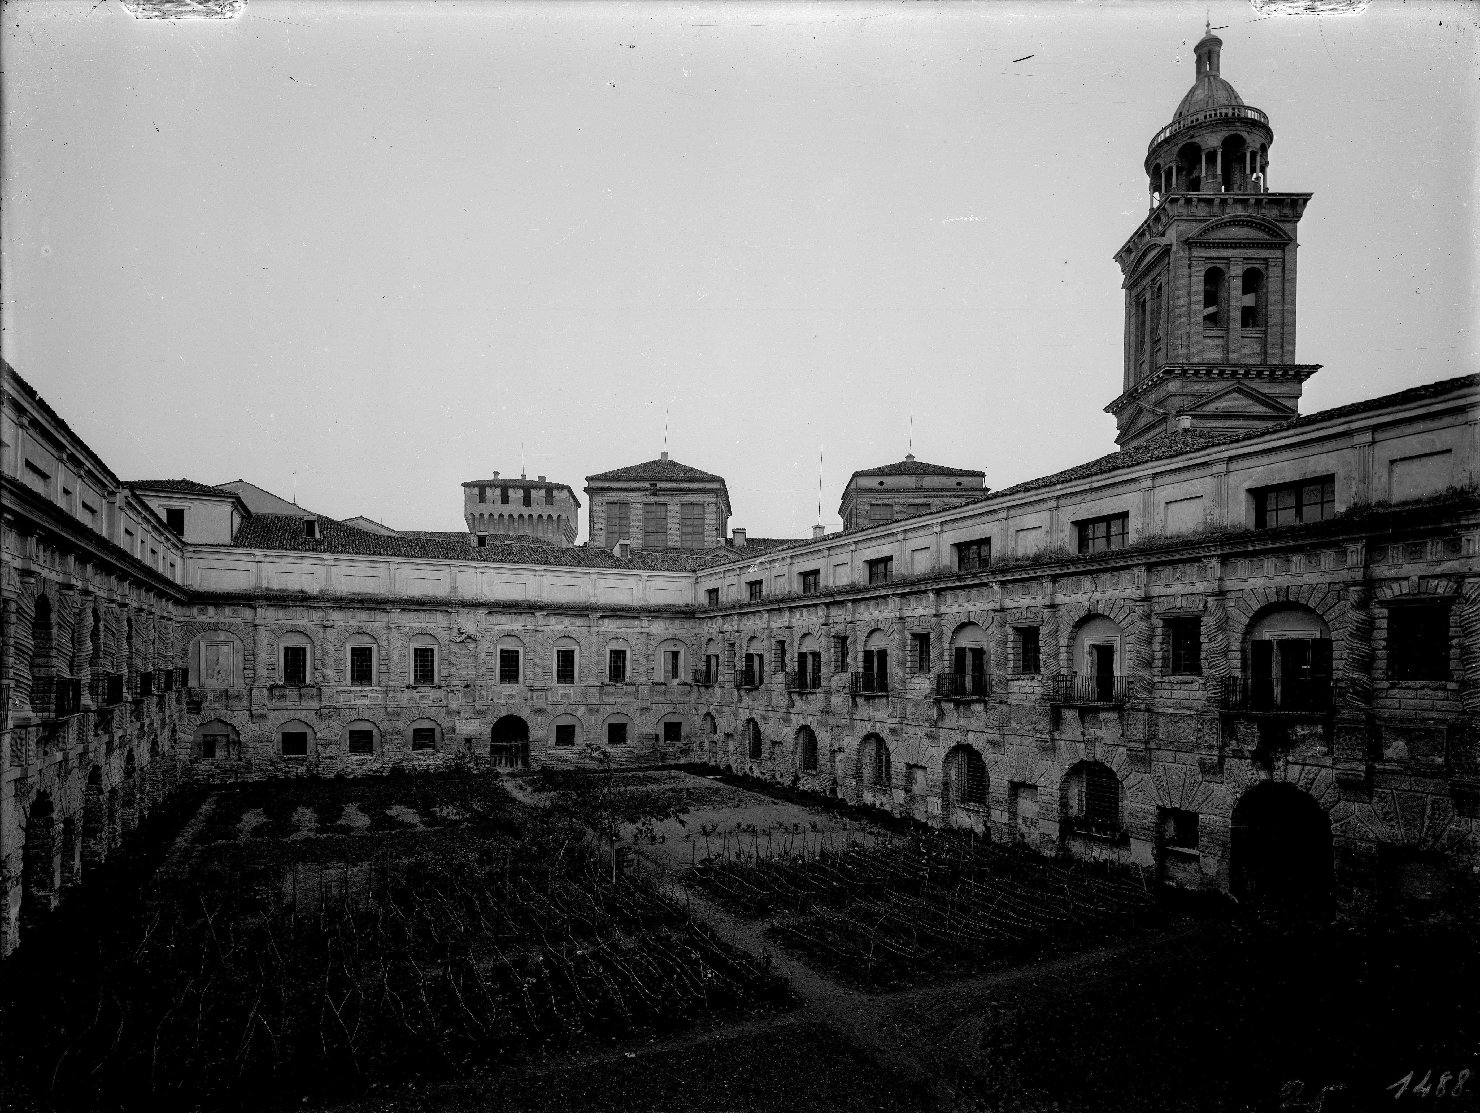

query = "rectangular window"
[[1254, 477, 1335, 529], [303, 518, 319, 540], [909, 633, 930, 674], [23, 459, 50, 494], [349, 646, 374, 686], [800, 569, 820, 595], [555, 648, 576, 684], [522, 487, 532, 507], [608, 721, 628, 747], [742, 652, 764, 687], [347, 729, 375, 755], [955, 538, 991, 573], [283, 645, 308, 686], [1387, 603, 1451, 681], [774, 640, 787, 674], [833, 636, 849, 673], [1163, 808, 1199, 850], [412, 727, 437, 750], [498, 649, 521, 684], [705, 653, 720, 683], [706, 587, 720, 607], [555, 723, 576, 747], [478, 485, 487, 503], [1076, 513, 1129, 554], [747, 580, 763, 601], [500, 486, 510, 504], [665, 649, 681, 681], [1013, 627, 1041, 675], [866, 557, 893, 585], [412, 646, 437, 686], [862, 648, 889, 692], [663, 721, 683, 745], [680, 503, 705, 549], [1165, 617, 1202, 675], [607, 501, 630, 545], [165, 507, 185, 535], [867, 503, 892, 527], [200, 734, 222, 759], [643, 502, 669, 548], [281, 731, 308, 757], [545, 487, 555, 506], [608, 649, 627, 684]]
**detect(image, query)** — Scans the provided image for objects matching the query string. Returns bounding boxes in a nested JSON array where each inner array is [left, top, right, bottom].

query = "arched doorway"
[[1231, 781, 1333, 915], [490, 715, 529, 770]]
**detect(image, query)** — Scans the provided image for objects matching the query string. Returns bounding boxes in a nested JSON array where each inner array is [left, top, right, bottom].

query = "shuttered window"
[[643, 502, 669, 549], [680, 503, 705, 548], [607, 502, 630, 546]]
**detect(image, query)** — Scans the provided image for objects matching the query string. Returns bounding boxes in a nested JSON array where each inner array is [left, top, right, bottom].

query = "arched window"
[[1072, 615, 1124, 703], [1202, 267, 1226, 328], [409, 633, 440, 686], [702, 712, 717, 736], [1064, 761, 1122, 836], [1177, 142, 1202, 193], [943, 745, 988, 808], [861, 734, 891, 789], [496, 635, 524, 685], [192, 719, 238, 760], [654, 638, 686, 683], [550, 714, 581, 749], [861, 629, 889, 693], [278, 631, 313, 686], [1244, 606, 1333, 712], [746, 719, 762, 761], [1240, 268, 1264, 329], [797, 726, 819, 773], [345, 633, 379, 687], [553, 636, 580, 685], [279, 719, 314, 758], [344, 719, 379, 756]]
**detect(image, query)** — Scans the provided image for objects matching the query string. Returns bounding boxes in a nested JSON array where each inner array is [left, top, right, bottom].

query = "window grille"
[[555, 648, 576, 684], [1014, 627, 1041, 674], [412, 646, 436, 686], [283, 645, 308, 686], [1166, 617, 1202, 675], [411, 727, 437, 751], [498, 649, 521, 684], [347, 729, 374, 755], [349, 646, 374, 686], [608, 649, 627, 684]]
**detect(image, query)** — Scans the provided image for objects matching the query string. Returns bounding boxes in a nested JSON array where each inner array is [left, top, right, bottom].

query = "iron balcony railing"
[[160, 668, 175, 692], [935, 672, 992, 700], [32, 677, 83, 718], [850, 671, 889, 695], [1149, 104, 1270, 150], [1061, 815, 1128, 842], [92, 673, 126, 707], [786, 669, 823, 692], [692, 668, 716, 686], [734, 668, 760, 690], [1217, 675, 1333, 714], [1046, 672, 1130, 706]]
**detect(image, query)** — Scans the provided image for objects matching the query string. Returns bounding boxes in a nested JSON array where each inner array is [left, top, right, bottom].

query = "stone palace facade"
[[2, 30, 1477, 954]]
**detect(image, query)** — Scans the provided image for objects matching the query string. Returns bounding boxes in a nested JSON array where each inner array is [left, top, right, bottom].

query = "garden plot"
[[9, 772, 793, 1113]]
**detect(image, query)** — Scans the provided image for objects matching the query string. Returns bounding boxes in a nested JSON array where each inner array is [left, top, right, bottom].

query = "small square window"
[[955, 539, 991, 573], [608, 721, 628, 747], [866, 557, 893, 585], [411, 727, 437, 751], [800, 569, 820, 595], [1387, 602, 1451, 681], [165, 507, 185, 535], [747, 580, 763, 601], [555, 723, 576, 747], [1163, 808, 1199, 850], [705, 587, 720, 607], [1254, 476, 1335, 529], [663, 721, 683, 745], [1075, 513, 1128, 554], [347, 729, 375, 755], [201, 734, 223, 759], [281, 731, 308, 757]]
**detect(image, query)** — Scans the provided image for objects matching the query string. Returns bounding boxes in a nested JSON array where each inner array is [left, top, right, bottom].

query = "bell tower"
[[1106, 29, 1321, 449]]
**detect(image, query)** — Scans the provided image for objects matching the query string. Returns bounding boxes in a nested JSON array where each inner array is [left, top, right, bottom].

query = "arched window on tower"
[[1151, 282, 1164, 366], [1202, 267, 1226, 329], [1241, 268, 1264, 329], [1135, 295, 1148, 377]]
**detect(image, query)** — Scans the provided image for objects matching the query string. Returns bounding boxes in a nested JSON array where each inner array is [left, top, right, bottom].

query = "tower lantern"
[[1107, 30, 1322, 450]]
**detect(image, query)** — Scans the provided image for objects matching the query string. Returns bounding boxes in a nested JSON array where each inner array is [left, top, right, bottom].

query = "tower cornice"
[[1114, 192, 1313, 271], [1103, 363, 1324, 419]]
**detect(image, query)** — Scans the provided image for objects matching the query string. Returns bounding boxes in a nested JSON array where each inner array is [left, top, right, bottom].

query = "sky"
[[3, 0, 1476, 539]]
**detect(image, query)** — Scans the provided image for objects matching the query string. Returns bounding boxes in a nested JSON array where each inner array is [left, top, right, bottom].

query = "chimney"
[[1176, 414, 1193, 431], [537, 475, 546, 482], [617, 540, 631, 559], [812, 524, 826, 540], [732, 528, 747, 547], [660, 451, 669, 461], [492, 471, 500, 479]]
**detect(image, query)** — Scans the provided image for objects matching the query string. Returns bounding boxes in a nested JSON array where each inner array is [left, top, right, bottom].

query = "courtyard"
[[1, 767, 1475, 1113]]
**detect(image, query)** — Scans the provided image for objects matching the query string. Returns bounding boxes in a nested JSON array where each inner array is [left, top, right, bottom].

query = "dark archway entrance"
[[490, 715, 530, 770], [1231, 781, 1334, 915]]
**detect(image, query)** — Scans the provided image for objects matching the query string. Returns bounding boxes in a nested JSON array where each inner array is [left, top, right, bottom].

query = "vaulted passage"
[[490, 715, 529, 770], [1231, 782, 1333, 916]]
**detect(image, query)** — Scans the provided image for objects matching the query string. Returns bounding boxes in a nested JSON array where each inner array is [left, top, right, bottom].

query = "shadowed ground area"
[[2, 768, 1476, 1113]]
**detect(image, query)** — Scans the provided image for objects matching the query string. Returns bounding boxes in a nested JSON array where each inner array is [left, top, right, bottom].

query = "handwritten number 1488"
[[1388, 1070, 1470, 1100]]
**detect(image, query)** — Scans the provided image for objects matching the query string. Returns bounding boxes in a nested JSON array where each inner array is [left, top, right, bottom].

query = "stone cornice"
[[1103, 363, 1322, 417]]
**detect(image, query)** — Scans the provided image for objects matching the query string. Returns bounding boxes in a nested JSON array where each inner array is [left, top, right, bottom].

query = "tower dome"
[[1143, 29, 1273, 208], [1173, 33, 1244, 118]]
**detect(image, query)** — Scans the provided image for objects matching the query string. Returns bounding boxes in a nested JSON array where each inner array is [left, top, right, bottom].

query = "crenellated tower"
[[1107, 30, 1321, 449]]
